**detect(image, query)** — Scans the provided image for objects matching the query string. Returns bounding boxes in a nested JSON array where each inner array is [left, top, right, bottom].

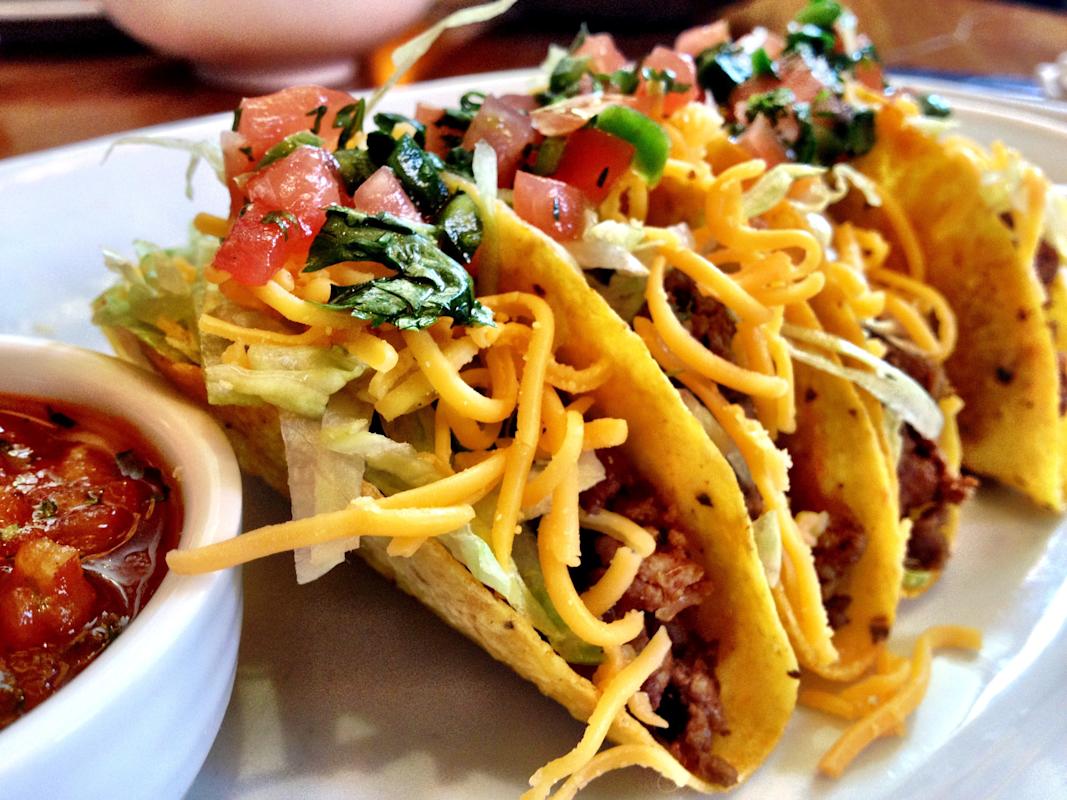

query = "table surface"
[[2, 0, 1065, 160]]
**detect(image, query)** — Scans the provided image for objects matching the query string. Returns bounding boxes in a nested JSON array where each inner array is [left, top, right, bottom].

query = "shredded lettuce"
[[752, 511, 782, 587], [903, 567, 934, 591], [565, 220, 650, 277], [204, 344, 366, 417], [524, 451, 606, 520], [367, 0, 518, 114], [511, 528, 603, 664], [678, 388, 756, 492], [279, 405, 368, 583], [103, 135, 225, 199], [591, 272, 647, 323], [324, 420, 441, 495], [782, 323, 943, 440], [92, 233, 215, 365], [741, 162, 882, 219], [742, 164, 825, 219]]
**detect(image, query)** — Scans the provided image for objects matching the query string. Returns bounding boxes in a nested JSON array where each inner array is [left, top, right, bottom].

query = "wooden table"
[[1, 0, 1065, 160]]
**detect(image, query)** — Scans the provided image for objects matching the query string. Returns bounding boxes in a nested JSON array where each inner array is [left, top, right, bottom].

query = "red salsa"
[[0, 394, 182, 728]]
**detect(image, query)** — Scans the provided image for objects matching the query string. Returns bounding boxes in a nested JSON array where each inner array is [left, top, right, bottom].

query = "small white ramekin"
[[0, 335, 243, 800]]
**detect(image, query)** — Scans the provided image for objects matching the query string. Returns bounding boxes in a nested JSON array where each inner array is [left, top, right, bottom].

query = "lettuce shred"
[[92, 232, 216, 365]]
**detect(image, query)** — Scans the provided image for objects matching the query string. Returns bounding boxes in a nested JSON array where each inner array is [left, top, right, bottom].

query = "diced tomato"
[[0, 538, 96, 651], [737, 114, 788, 166], [416, 103, 461, 158], [674, 21, 730, 56], [212, 200, 292, 286], [0, 487, 31, 527], [352, 166, 423, 222], [513, 171, 588, 241], [573, 33, 627, 73], [778, 55, 829, 103], [46, 500, 136, 557], [52, 445, 119, 485], [498, 94, 538, 113], [235, 85, 356, 161], [214, 146, 344, 286], [551, 128, 635, 203], [462, 95, 538, 188], [854, 60, 885, 91], [635, 47, 700, 117]]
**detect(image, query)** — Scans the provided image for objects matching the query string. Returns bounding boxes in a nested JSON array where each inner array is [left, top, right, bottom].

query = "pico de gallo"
[[195, 0, 956, 328], [0, 395, 181, 728]]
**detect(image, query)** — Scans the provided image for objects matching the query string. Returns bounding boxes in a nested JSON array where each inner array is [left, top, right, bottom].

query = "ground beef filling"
[[579, 449, 738, 787], [657, 271, 763, 519], [882, 338, 977, 571], [811, 514, 867, 630]]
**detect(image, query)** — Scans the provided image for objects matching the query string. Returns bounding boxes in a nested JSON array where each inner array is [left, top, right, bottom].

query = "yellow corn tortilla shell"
[[488, 203, 798, 780], [641, 173, 912, 653], [107, 220, 799, 788], [781, 301, 902, 680], [843, 100, 1065, 510], [807, 281, 964, 597]]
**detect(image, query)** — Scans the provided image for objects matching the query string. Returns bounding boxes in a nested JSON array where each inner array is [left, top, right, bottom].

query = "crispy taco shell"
[[842, 100, 1066, 509], [111, 221, 799, 788]]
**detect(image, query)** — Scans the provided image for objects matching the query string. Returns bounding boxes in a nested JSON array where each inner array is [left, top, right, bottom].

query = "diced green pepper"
[[594, 105, 670, 187]]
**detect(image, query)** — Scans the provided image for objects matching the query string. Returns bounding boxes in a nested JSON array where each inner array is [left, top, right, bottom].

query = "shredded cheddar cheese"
[[523, 627, 675, 800], [801, 625, 982, 778]]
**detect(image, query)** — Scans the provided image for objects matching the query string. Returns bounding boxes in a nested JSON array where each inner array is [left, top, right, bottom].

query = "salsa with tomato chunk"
[[0, 395, 181, 728]]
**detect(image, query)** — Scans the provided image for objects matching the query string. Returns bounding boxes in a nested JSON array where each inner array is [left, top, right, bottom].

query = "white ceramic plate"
[[1, 70, 1065, 800]]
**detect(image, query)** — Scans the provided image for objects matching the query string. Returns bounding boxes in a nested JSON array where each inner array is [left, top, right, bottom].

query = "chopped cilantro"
[[639, 66, 691, 95], [306, 104, 328, 135], [745, 88, 796, 125], [785, 23, 837, 57], [751, 48, 777, 79], [307, 207, 493, 330], [375, 112, 427, 149], [32, 498, 58, 521], [256, 131, 325, 170], [695, 42, 753, 104], [333, 99, 366, 150], [261, 211, 300, 240]]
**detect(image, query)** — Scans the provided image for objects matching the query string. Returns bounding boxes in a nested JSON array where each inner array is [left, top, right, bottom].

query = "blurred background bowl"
[[0, 336, 244, 800], [100, 0, 436, 91]]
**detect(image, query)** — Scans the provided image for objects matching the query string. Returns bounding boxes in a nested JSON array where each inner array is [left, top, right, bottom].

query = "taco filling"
[[578, 448, 735, 786], [93, 67, 805, 794]]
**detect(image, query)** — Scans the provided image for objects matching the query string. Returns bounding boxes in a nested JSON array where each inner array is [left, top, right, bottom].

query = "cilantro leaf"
[[306, 207, 493, 329], [256, 132, 325, 170], [386, 134, 450, 217]]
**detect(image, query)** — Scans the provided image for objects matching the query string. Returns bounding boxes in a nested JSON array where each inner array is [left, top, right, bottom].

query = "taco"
[[629, 4, 978, 593], [674, 2, 1061, 513], [93, 83, 798, 794], [841, 101, 1067, 511], [418, 22, 973, 677]]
